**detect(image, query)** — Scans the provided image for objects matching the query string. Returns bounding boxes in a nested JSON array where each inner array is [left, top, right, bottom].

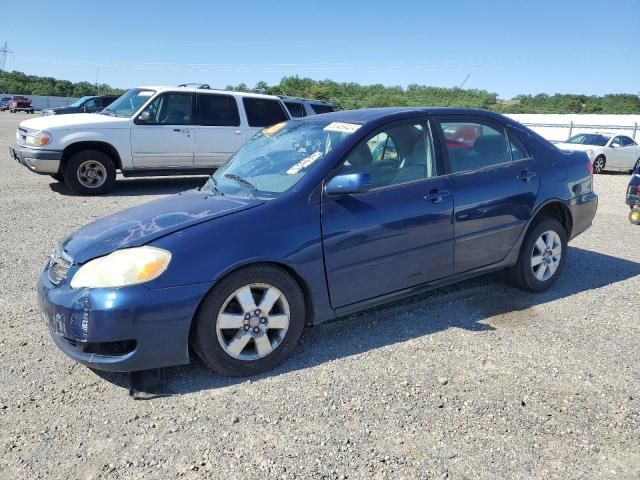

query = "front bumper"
[[37, 269, 212, 372], [9, 143, 62, 174], [568, 191, 598, 240]]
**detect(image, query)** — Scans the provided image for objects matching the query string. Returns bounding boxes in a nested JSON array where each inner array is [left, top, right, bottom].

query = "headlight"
[[70, 246, 171, 289], [25, 131, 52, 146]]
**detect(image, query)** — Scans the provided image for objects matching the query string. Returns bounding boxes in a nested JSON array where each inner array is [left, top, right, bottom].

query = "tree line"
[[1, 70, 639, 114]]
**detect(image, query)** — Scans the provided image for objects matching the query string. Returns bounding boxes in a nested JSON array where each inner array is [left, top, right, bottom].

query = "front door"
[[322, 120, 454, 308], [436, 116, 540, 273], [131, 91, 195, 168], [609, 136, 639, 170]]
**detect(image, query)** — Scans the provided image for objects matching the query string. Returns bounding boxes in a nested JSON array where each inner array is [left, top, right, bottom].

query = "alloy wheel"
[[77, 160, 107, 188], [530, 230, 562, 282], [216, 283, 290, 361]]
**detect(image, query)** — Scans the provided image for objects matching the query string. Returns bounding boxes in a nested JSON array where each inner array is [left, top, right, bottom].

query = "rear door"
[[130, 91, 195, 168], [436, 116, 540, 274], [241, 97, 289, 139], [322, 119, 454, 308], [193, 92, 245, 168]]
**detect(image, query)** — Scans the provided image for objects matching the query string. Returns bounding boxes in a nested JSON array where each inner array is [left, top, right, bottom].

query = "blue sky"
[[2, 0, 639, 98]]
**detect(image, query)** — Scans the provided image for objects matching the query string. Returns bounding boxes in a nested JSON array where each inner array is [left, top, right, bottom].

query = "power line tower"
[[0, 41, 15, 71]]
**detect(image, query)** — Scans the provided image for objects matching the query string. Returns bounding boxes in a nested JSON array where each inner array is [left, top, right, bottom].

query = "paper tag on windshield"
[[138, 91, 154, 97], [323, 122, 361, 133], [286, 151, 322, 175]]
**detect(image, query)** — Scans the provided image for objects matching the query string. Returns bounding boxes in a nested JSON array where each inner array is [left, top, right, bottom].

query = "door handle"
[[517, 170, 537, 182], [425, 189, 450, 204], [173, 128, 182, 132], [234, 130, 243, 135]]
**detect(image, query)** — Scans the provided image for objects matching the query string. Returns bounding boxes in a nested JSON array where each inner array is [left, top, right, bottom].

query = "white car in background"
[[555, 133, 640, 174]]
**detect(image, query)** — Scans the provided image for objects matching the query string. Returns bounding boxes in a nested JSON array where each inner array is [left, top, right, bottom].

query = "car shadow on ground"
[[93, 246, 640, 396], [49, 176, 207, 197]]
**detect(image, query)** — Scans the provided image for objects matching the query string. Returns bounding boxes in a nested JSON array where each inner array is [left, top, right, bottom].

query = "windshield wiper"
[[201, 176, 224, 196], [224, 174, 257, 198]]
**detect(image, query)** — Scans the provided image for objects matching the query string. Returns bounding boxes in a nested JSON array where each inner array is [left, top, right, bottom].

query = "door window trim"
[[134, 91, 195, 126], [324, 116, 445, 195], [435, 115, 533, 175]]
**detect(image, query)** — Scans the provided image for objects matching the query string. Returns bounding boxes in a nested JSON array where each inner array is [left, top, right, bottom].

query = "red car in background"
[[8, 95, 34, 114]]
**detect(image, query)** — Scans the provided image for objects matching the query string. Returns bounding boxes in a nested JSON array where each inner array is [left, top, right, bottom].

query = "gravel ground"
[[0, 111, 638, 480]]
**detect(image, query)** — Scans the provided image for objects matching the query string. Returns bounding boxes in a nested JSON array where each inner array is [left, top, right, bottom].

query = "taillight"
[[635, 186, 640, 195], [586, 158, 593, 175]]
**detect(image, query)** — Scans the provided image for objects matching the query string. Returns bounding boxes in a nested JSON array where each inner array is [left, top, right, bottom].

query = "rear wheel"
[[194, 265, 306, 376], [508, 217, 567, 292], [633, 158, 640, 173], [63, 150, 116, 195], [593, 156, 606, 174]]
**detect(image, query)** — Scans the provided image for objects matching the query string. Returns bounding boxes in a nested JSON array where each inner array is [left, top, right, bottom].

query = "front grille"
[[48, 251, 72, 285]]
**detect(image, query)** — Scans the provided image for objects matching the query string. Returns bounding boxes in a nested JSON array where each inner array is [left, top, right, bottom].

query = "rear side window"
[[197, 93, 240, 126], [243, 98, 288, 127], [310, 103, 334, 114], [439, 119, 510, 173], [508, 132, 530, 160], [620, 136, 636, 147], [284, 101, 305, 118]]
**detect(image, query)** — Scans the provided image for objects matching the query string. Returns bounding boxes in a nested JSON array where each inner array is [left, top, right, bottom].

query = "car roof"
[[298, 107, 514, 125], [140, 85, 282, 100]]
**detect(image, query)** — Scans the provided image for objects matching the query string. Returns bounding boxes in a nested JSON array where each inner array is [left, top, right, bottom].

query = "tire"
[[50, 173, 64, 182], [630, 207, 640, 225], [508, 217, 568, 292], [633, 158, 640, 173], [193, 265, 306, 376], [62, 150, 116, 195], [593, 156, 606, 174]]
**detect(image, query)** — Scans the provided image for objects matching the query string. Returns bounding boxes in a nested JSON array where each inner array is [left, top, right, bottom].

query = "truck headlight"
[[70, 247, 172, 289], [25, 131, 52, 146]]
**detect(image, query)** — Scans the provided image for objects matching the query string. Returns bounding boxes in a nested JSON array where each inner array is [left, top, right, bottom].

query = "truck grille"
[[48, 251, 72, 285]]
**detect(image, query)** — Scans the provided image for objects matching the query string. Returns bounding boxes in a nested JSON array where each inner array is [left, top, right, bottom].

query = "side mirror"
[[138, 110, 152, 123], [611, 143, 621, 148], [324, 172, 372, 196]]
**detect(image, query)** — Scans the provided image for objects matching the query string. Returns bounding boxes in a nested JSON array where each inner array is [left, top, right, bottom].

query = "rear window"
[[13, 96, 27, 100], [197, 93, 240, 126], [284, 101, 305, 118], [310, 103, 335, 114], [242, 97, 288, 127]]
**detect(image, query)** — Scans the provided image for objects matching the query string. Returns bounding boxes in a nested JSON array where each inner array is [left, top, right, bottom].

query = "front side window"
[[204, 120, 359, 198], [197, 93, 240, 126], [139, 92, 194, 125], [337, 122, 437, 188], [83, 98, 99, 110], [440, 120, 510, 173], [242, 98, 289, 127], [104, 88, 156, 117]]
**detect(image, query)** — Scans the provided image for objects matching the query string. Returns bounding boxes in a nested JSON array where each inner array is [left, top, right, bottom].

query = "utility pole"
[[459, 73, 471, 89], [0, 41, 15, 71]]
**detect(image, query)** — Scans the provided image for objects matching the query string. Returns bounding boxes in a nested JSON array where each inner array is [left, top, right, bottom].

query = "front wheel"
[[508, 218, 568, 292], [50, 173, 64, 182], [593, 156, 606, 174], [194, 265, 306, 376], [63, 150, 116, 195]]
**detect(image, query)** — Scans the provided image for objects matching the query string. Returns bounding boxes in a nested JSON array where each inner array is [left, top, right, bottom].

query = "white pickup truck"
[[9, 85, 291, 194]]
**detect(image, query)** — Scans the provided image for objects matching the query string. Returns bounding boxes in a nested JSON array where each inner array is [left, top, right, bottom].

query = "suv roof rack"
[[178, 83, 211, 89], [277, 95, 332, 104]]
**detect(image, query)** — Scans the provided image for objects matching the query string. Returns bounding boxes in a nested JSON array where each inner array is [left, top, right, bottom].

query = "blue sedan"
[[38, 108, 598, 376]]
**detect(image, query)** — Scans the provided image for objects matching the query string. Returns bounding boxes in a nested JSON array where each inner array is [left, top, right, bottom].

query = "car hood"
[[555, 143, 600, 152], [20, 113, 130, 131], [62, 191, 264, 263]]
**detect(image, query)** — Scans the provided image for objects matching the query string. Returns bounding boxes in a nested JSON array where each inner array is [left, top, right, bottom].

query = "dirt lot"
[[0, 111, 638, 479]]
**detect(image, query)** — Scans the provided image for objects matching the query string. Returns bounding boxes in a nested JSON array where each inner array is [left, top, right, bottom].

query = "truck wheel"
[[50, 173, 64, 183], [63, 150, 116, 195], [508, 217, 567, 292]]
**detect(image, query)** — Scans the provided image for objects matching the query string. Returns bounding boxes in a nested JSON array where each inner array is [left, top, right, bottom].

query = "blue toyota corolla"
[[38, 108, 598, 376]]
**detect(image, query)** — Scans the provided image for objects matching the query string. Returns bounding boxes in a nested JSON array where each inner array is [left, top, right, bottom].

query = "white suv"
[[9, 85, 291, 194]]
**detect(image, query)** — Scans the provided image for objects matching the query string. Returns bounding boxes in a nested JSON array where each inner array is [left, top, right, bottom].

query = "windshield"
[[102, 88, 155, 117], [69, 96, 93, 108], [203, 120, 360, 198], [567, 134, 610, 146]]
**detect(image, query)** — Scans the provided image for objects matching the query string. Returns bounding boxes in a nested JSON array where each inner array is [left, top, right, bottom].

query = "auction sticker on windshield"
[[286, 151, 322, 175], [323, 122, 361, 133]]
